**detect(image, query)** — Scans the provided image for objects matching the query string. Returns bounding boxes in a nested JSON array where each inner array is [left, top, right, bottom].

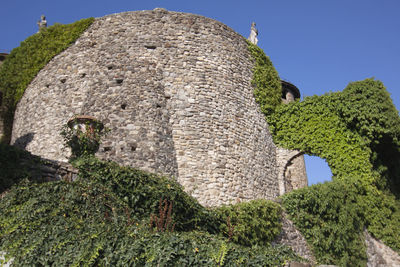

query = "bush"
[[0, 168, 301, 266], [282, 179, 400, 266], [0, 143, 44, 193], [71, 155, 222, 233], [216, 199, 282, 246], [282, 181, 367, 266], [268, 78, 400, 264]]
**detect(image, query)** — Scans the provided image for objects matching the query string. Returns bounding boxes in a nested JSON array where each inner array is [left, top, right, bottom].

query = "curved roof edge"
[[281, 80, 301, 99]]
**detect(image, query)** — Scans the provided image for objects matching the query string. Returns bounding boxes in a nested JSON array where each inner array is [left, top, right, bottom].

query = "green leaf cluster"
[[71, 155, 221, 233], [247, 41, 282, 117], [0, 17, 94, 143], [282, 181, 367, 266], [266, 78, 400, 265], [215, 199, 282, 246], [0, 150, 302, 266]]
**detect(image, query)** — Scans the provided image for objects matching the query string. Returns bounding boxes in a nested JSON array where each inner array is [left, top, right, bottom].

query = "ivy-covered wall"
[[268, 78, 400, 193], [0, 17, 94, 143], [265, 78, 400, 266], [247, 41, 282, 118]]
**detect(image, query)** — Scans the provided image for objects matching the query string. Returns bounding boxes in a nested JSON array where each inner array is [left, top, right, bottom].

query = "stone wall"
[[365, 230, 400, 267], [11, 9, 279, 206], [276, 147, 308, 195], [273, 212, 315, 264]]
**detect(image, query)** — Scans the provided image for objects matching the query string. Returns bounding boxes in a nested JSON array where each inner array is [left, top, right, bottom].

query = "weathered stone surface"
[[273, 212, 315, 263], [11, 9, 279, 206], [276, 147, 308, 195], [365, 230, 400, 267]]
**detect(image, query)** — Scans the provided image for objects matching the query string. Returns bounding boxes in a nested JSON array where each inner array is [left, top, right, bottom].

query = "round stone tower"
[[11, 9, 279, 206]]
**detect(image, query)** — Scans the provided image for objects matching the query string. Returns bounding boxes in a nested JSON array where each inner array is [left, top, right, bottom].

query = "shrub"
[[0, 168, 301, 266], [0, 143, 44, 193], [282, 181, 367, 266], [71, 155, 222, 233], [268, 78, 400, 263], [215, 199, 282, 246]]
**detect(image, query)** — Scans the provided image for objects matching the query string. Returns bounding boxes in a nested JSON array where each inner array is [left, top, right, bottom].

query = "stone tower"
[[11, 9, 279, 206], [276, 80, 308, 195]]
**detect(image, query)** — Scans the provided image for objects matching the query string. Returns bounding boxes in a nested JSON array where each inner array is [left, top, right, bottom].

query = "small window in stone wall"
[[304, 155, 332, 185]]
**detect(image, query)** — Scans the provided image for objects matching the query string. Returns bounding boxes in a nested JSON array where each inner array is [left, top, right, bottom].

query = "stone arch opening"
[[304, 155, 332, 185], [276, 149, 333, 195], [283, 151, 308, 193], [276, 148, 308, 195]]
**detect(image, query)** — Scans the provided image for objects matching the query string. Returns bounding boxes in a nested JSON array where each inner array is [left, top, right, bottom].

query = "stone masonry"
[[11, 9, 279, 206], [365, 230, 400, 267], [276, 148, 308, 195]]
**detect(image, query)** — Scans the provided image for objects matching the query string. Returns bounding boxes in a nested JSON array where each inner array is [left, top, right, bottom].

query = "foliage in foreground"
[[0, 17, 94, 143], [0, 143, 45, 193], [0, 153, 300, 266], [282, 180, 400, 266], [216, 199, 282, 246], [71, 156, 222, 233]]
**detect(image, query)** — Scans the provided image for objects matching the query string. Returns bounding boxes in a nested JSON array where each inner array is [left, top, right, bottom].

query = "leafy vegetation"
[[216, 199, 282, 246], [267, 78, 400, 265], [0, 147, 300, 266], [0, 143, 45, 193], [61, 117, 109, 159], [71, 156, 222, 233], [247, 41, 282, 117], [0, 17, 94, 143]]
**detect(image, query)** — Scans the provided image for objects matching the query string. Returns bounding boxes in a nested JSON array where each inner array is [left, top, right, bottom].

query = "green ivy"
[[0, 17, 94, 143], [215, 199, 282, 246], [247, 41, 282, 117], [282, 181, 367, 266], [0, 160, 302, 266], [268, 78, 400, 192], [268, 78, 400, 265], [71, 155, 222, 233]]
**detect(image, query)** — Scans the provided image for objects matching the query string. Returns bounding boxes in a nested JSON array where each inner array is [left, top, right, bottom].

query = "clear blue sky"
[[2, 0, 399, 185]]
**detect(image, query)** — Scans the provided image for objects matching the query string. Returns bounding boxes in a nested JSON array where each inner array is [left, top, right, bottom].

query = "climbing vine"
[[0, 151, 301, 266], [268, 78, 400, 192], [0, 17, 94, 143], [267, 78, 400, 265], [247, 41, 282, 117]]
